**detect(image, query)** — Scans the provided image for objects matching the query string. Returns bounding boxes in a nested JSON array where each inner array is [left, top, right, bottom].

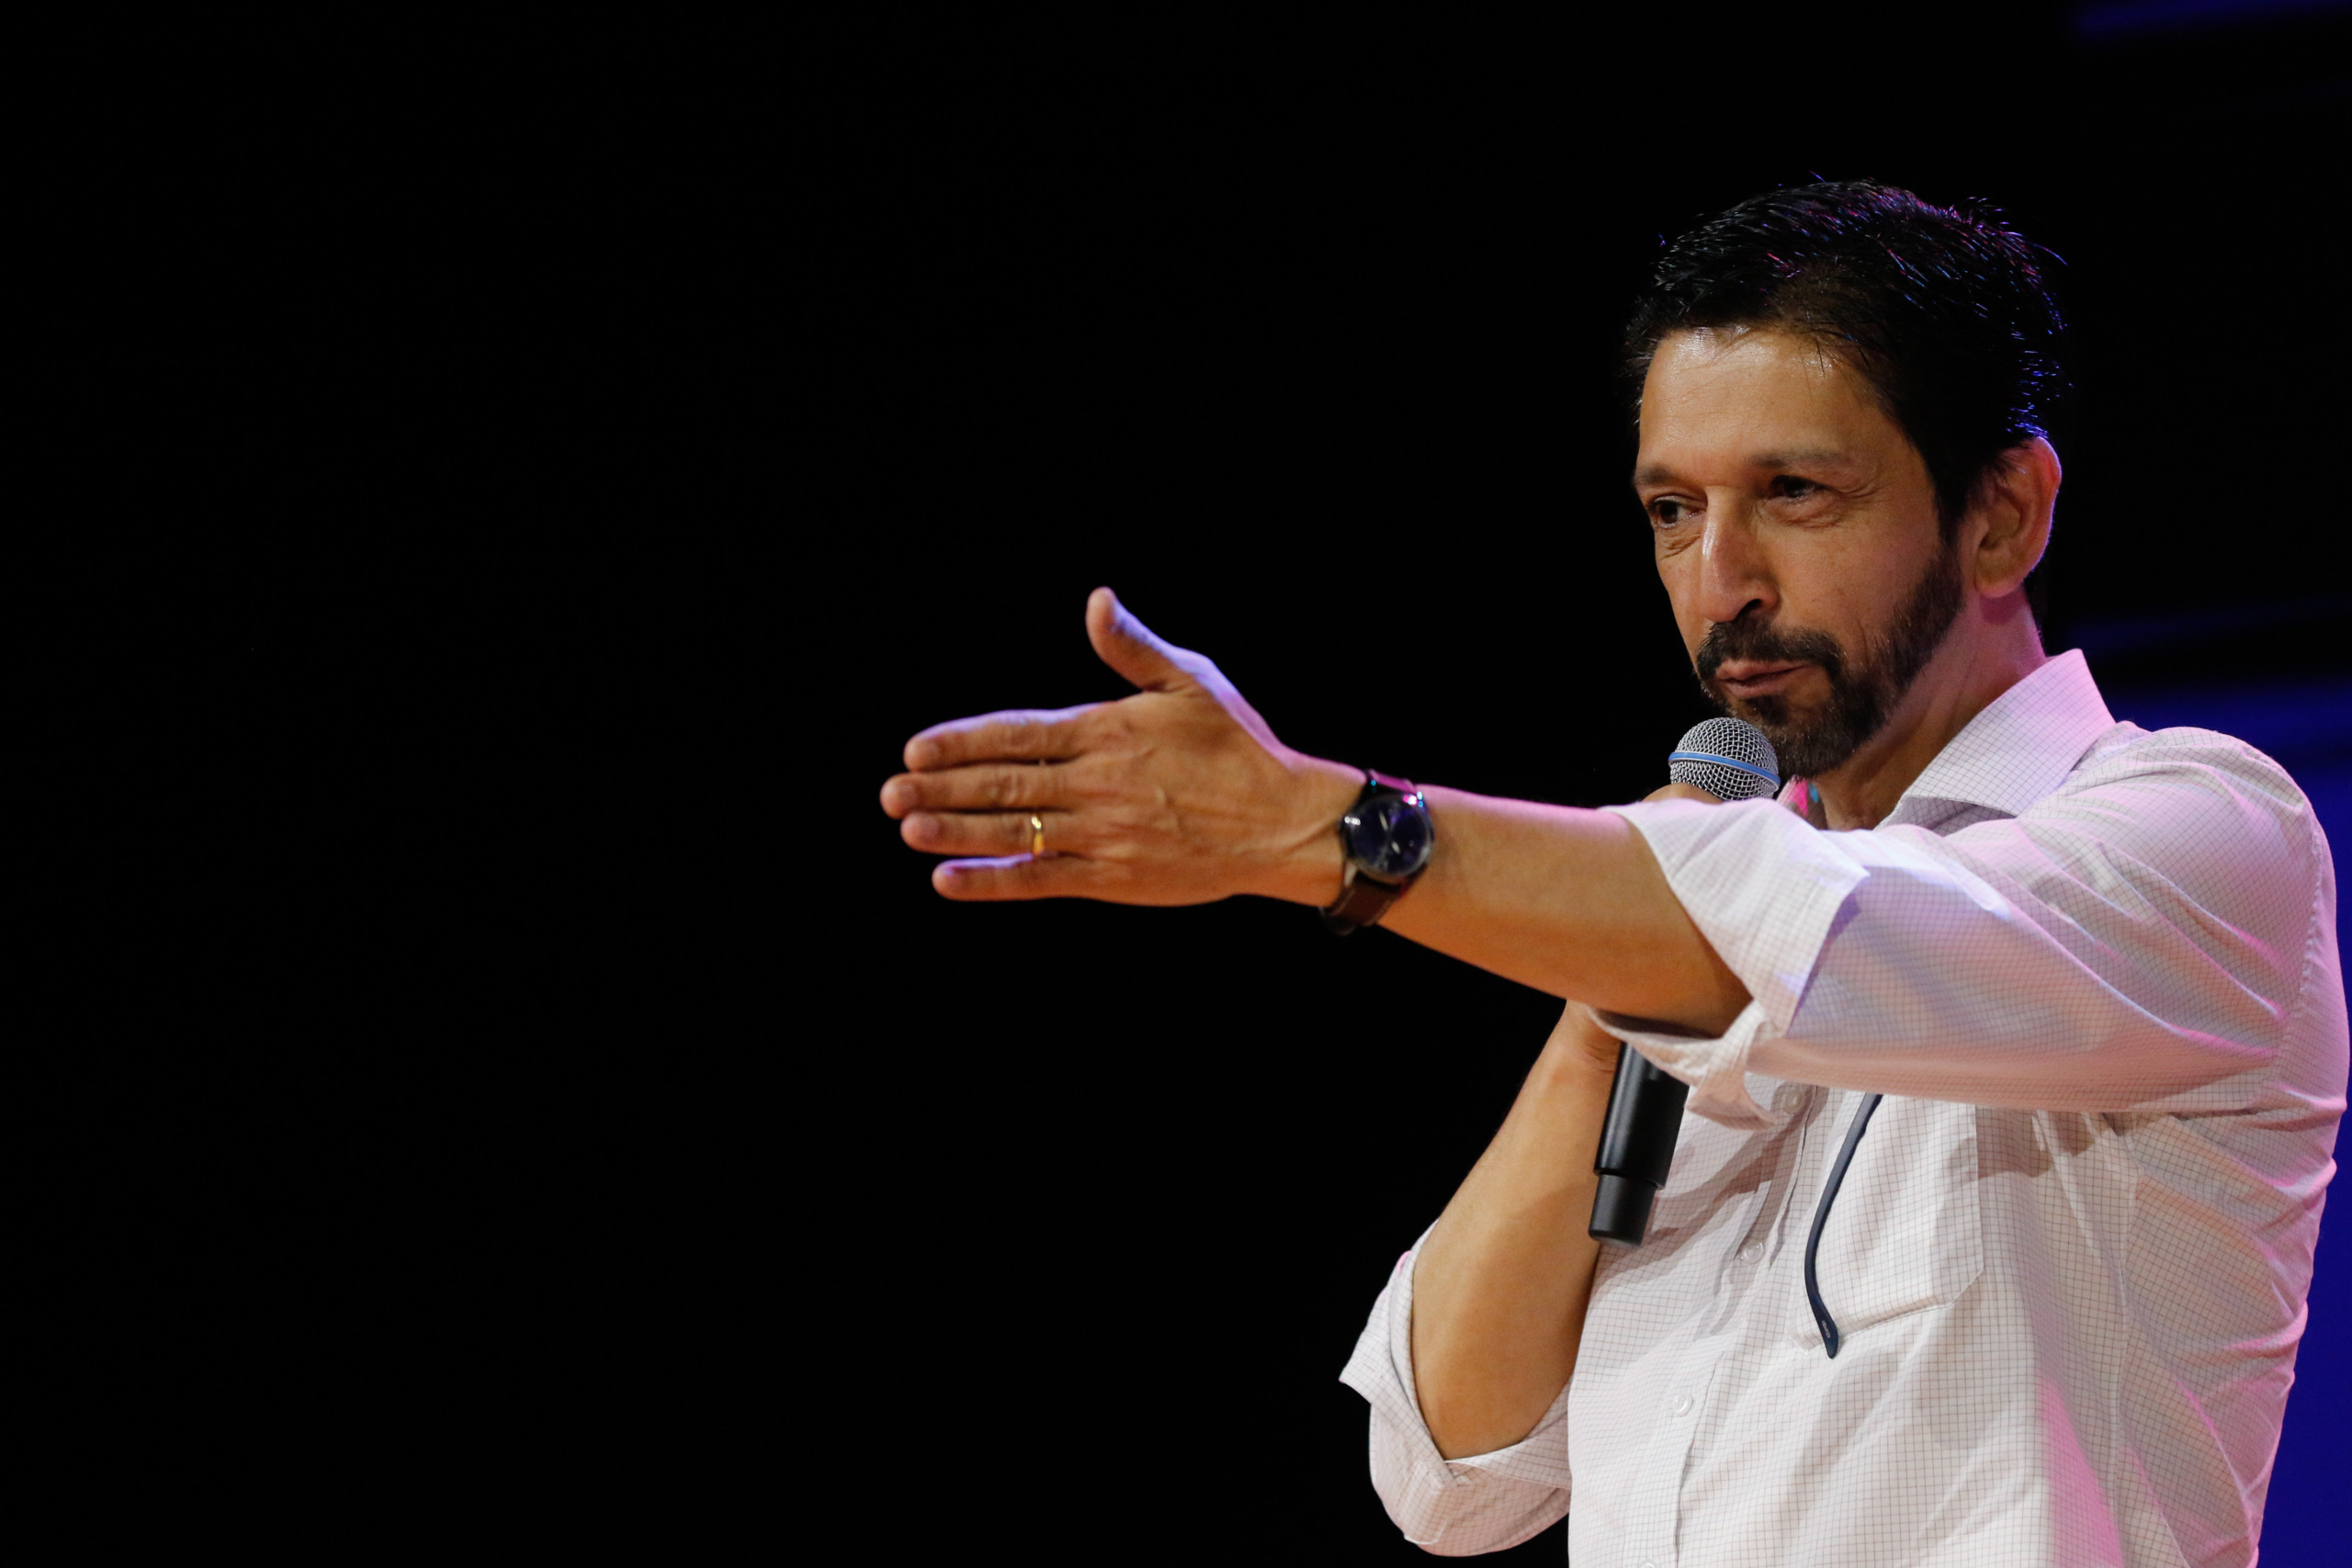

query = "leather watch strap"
[[1321, 863, 1405, 935]]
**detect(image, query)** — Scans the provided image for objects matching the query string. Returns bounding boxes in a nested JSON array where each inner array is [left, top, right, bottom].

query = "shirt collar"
[[1890, 649, 2117, 819]]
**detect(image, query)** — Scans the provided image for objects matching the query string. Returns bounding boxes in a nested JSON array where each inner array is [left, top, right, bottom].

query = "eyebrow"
[[1633, 448, 1857, 488]]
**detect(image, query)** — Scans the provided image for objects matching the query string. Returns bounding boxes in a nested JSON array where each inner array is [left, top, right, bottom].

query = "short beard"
[[1695, 540, 1966, 780]]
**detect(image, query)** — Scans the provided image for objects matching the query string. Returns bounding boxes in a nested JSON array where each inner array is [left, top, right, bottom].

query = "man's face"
[[1634, 327, 1965, 780]]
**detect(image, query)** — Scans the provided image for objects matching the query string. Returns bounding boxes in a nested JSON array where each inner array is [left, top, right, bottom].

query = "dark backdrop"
[[83, 6, 2349, 1560]]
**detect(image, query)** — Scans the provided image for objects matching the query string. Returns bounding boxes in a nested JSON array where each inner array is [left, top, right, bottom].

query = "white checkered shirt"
[[1341, 650, 2346, 1565]]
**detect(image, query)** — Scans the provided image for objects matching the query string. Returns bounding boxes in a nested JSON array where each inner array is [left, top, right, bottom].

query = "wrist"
[[1259, 754, 1365, 906]]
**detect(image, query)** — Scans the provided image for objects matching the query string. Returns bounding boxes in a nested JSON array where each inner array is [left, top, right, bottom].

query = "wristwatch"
[[1321, 770, 1434, 934]]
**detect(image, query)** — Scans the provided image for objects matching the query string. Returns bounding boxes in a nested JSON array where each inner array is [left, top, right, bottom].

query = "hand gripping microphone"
[[1589, 717, 1781, 1245]]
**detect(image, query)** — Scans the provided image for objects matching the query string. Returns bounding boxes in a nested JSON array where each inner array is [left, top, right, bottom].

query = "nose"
[[1692, 508, 1776, 629]]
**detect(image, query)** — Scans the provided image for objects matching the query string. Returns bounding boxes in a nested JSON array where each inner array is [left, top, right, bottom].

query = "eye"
[[1768, 475, 1820, 500], [1648, 497, 1692, 528]]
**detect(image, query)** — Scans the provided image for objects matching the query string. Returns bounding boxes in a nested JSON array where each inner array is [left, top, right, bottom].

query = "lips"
[[1713, 662, 1808, 698]]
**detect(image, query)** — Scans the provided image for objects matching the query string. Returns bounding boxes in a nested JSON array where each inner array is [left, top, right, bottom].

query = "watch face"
[[1346, 791, 1433, 880]]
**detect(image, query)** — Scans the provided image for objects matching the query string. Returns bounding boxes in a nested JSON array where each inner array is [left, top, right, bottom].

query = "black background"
[[66, 6, 2350, 1560]]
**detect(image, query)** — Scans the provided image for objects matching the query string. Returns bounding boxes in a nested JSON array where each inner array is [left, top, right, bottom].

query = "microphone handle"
[[1589, 1041, 1690, 1245]]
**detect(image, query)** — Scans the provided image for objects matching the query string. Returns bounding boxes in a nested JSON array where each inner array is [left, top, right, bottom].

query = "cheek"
[[1777, 540, 1886, 637], [1798, 495, 1945, 605], [1806, 561, 1900, 639]]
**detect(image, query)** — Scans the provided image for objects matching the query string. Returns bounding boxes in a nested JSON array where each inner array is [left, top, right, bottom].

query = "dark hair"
[[1625, 180, 2068, 536]]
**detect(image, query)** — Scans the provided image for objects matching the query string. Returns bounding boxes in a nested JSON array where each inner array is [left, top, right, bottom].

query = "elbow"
[[1378, 1495, 1491, 1558], [1387, 1499, 1566, 1558], [1369, 1448, 1459, 1547], [1370, 1446, 1567, 1556], [1411, 1531, 1511, 1559]]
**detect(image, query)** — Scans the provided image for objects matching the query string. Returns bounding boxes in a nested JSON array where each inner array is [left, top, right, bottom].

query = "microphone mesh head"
[[1668, 717, 1781, 801]]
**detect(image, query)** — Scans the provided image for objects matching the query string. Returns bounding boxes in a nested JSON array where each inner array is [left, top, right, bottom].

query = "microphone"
[[1589, 717, 1780, 1246]]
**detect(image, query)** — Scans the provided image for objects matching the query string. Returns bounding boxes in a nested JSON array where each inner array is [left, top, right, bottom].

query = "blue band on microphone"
[[1668, 750, 1780, 784]]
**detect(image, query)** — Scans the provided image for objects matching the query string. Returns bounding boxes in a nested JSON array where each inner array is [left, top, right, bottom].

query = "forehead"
[[1634, 328, 1901, 479]]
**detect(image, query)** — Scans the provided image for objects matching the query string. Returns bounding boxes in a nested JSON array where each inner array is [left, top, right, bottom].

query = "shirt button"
[[1670, 1393, 1694, 1416], [1774, 1084, 1807, 1113], [1640, 1560, 1658, 1568], [1738, 1241, 1763, 1262]]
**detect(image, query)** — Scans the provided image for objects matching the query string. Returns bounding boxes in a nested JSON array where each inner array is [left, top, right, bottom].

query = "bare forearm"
[[1350, 787, 1747, 1032], [1410, 1005, 1619, 1459]]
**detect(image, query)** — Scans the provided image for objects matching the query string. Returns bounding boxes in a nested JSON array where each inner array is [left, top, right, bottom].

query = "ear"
[[1971, 437, 2062, 599]]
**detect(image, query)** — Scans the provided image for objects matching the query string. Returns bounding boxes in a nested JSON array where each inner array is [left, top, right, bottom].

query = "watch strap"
[[1321, 863, 1406, 935]]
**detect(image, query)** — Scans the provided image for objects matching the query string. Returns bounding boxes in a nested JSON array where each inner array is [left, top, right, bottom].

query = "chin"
[[1707, 688, 1797, 736], [1709, 692, 1841, 778]]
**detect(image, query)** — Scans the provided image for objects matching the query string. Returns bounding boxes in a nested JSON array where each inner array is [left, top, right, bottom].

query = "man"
[[877, 183, 2344, 1564]]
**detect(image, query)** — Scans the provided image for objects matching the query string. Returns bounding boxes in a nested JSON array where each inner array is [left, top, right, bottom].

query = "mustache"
[[1696, 618, 1847, 683]]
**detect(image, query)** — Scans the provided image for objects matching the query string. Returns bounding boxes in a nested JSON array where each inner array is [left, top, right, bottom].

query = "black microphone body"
[[1590, 1046, 1692, 1243], [1589, 718, 1781, 1246]]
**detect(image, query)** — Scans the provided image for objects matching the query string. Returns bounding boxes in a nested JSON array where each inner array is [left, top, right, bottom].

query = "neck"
[[1811, 592, 2046, 829]]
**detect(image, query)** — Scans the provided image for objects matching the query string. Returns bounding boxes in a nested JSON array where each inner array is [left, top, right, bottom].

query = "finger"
[[1643, 781, 1724, 805], [880, 761, 1078, 818], [932, 853, 1112, 901], [904, 705, 1099, 772], [900, 808, 1082, 858], [1085, 587, 1195, 694]]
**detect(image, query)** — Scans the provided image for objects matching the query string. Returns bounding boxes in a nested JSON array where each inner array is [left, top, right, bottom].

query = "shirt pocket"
[[1787, 1095, 1984, 1348]]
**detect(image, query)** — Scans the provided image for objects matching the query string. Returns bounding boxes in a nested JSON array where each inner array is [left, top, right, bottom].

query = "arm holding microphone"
[[1379, 738, 1768, 1460]]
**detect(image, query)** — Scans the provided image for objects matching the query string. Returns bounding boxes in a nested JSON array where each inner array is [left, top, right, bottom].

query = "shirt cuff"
[[1600, 796, 1871, 1126]]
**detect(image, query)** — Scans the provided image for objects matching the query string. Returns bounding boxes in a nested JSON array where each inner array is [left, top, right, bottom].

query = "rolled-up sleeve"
[[1339, 1242, 1573, 1555], [1605, 728, 2325, 1122]]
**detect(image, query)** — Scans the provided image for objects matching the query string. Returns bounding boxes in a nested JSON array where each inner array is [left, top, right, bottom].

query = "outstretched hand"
[[879, 589, 1363, 905]]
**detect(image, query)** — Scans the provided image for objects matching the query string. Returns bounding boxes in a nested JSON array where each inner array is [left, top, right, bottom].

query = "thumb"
[[1086, 588, 1194, 693]]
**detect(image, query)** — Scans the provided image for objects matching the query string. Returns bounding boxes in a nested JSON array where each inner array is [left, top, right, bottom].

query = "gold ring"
[[1030, 813, 1046, 858]]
